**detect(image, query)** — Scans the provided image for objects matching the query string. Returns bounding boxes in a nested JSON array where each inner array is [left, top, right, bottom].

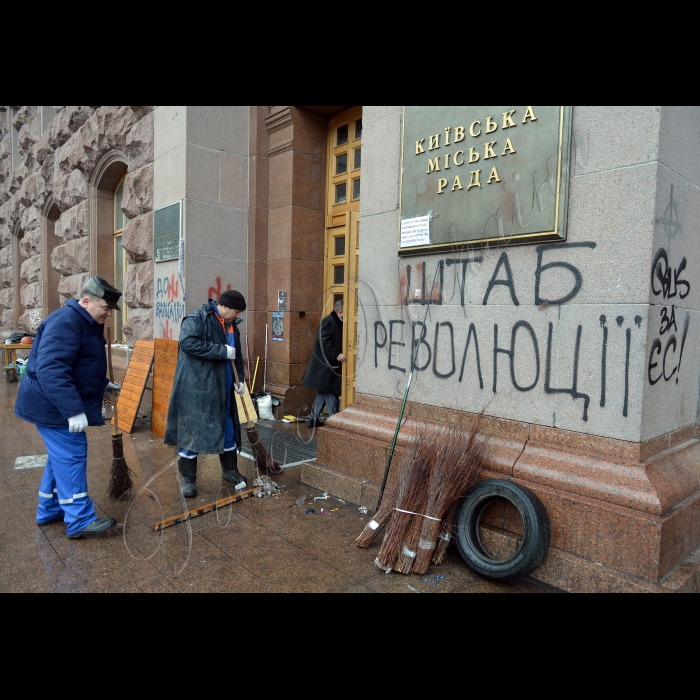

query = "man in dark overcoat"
[[302, 300, 346, 427], [15, 276, 122, 539], [164, 290, 247, 498]]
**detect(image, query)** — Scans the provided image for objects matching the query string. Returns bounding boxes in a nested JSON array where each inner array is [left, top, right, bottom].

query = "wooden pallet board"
[[152, 338, 179, 438], [111, 340, 154, 434]]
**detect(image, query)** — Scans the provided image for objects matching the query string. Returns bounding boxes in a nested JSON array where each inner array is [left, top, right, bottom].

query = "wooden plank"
[[109, 340, 154, 434], [151, 338, 179, 438], [151, 400, 171, 415], [116, 395, 140, 411], [125, 360, 152, 372], [117, 388, 143, 403], [152, 377, 175, 391], [123, 366, 151, 380], [154, 487, 257, 531], [153, 365, 176, 379]]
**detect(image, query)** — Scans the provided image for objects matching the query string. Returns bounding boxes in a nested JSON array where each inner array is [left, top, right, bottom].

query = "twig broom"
[[412, 413, 488, 574], [231, 360, 282, 476], [355, 450, 403, 548], [431, 499, 459, 565], [106, 328, 135, 499], [375, 443, 430, 572]]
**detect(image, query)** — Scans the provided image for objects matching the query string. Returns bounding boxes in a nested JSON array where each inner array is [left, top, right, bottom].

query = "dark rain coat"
[[15, 298, 109, 427], [164, 301, 245, 454], [302, 310, 343, 395]]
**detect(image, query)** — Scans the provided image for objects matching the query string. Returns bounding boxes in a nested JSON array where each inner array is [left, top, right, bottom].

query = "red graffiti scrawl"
[[208, 277, 232, 300], [159, 319, 173, 340]]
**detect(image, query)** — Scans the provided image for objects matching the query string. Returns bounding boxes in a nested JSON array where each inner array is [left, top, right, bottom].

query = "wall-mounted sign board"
[[399, 106, 572, 255], [154, 201, 181, 263]]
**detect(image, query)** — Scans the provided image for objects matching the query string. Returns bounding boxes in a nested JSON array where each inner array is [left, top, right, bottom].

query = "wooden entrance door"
[[324, 107, 361, 409]]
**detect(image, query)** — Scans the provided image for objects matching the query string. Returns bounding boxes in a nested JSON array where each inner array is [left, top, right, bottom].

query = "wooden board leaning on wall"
[[151, 339, 179, 438], [111, 340, 154, 434]]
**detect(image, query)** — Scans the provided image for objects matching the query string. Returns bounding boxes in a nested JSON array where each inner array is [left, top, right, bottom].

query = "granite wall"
[[355, 106, 700, 444], [0, 106, 155, 345]]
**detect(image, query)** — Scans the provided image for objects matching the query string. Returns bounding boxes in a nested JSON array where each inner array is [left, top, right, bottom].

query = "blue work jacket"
[[15, 298, 109, 427]]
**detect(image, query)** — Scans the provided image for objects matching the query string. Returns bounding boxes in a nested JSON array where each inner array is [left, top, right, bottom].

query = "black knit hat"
[[219, 290, 246, 311]]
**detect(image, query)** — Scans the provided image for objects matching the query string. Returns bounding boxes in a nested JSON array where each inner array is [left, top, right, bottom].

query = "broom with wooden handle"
[[107, 328, 135, 499], [231, 359, 282, 476]]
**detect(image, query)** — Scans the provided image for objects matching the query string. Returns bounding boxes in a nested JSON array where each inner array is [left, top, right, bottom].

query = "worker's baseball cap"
[[84, 276, 122, 310]]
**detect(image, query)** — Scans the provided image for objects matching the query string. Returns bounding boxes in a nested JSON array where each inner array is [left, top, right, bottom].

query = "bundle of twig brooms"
[[357, 412, 488, 575]]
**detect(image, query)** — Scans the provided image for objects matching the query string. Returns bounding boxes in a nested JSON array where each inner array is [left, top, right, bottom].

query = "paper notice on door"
[[400, 215, 431, 248]]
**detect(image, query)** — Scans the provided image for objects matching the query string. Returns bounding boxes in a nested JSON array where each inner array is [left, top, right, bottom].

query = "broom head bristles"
[[246, 424, 283, 475], [108, 434, 135, 499]]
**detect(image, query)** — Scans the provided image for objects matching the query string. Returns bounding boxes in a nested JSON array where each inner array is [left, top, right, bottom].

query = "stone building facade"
[[0, 106, 154, 339], [2, 106, 700, 592]]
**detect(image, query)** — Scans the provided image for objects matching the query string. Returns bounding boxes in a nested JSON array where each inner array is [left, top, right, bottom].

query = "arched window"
[[12, 223, 26, 330], [42, 201, 61, 318], [114, 173, 129, 341]]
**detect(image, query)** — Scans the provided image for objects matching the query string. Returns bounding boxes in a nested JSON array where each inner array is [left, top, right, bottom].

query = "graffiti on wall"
[[370, 237, 691, 424], [208, 277, 231, 301], [155, 272, 186, 340], [648, 185, 691, 388]]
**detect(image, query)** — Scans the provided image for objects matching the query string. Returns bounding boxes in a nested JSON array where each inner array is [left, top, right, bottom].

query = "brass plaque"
[[398, 106, 572, 255]]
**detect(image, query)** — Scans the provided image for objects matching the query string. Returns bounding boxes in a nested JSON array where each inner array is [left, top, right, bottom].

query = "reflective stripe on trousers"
[[36, 425, 96, 537]]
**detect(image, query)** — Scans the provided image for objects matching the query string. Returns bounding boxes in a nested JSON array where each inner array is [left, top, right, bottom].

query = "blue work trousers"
[[36, 425, 96, 537]]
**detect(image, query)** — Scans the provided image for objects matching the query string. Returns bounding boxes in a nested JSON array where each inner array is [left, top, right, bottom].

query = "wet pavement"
[[0, 371, 561, 593]]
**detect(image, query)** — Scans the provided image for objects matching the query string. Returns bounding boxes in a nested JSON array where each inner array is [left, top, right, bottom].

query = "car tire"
[[454, 479, 551, 580]]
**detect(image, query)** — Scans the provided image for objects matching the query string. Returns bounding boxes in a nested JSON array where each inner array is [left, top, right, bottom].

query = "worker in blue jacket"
[[15, 276, 122, 539]]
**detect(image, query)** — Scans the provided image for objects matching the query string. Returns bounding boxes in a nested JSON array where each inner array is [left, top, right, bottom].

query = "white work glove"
[[226, 345, 236, 360], [107, 381, 120, 391], [68, 412, 88, 433], [234, 382, 245, 396]]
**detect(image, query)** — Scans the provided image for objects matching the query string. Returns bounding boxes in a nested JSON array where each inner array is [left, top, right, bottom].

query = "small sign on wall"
[[271, 312, 284, 341], [154, 201, 182, 262], [400, 215, 431, 248], [278, 290, 287, 311]]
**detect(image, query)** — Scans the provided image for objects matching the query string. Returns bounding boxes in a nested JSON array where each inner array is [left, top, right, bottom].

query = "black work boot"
[[178, 456, 197, 498], [219, 451, 247, 489]]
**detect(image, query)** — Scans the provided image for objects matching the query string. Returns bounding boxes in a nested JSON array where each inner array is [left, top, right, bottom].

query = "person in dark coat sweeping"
[[302, 300, 346, 427], [164, 290, 247, 498], [14, 276, 122, 539]]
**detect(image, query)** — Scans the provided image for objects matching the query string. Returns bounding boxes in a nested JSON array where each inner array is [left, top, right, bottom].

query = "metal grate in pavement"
[[239, 424, 316, 468]]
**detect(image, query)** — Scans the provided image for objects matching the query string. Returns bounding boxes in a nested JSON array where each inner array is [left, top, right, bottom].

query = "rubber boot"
[[178, 456, 197, 498], [219, 451, 247, 489]]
